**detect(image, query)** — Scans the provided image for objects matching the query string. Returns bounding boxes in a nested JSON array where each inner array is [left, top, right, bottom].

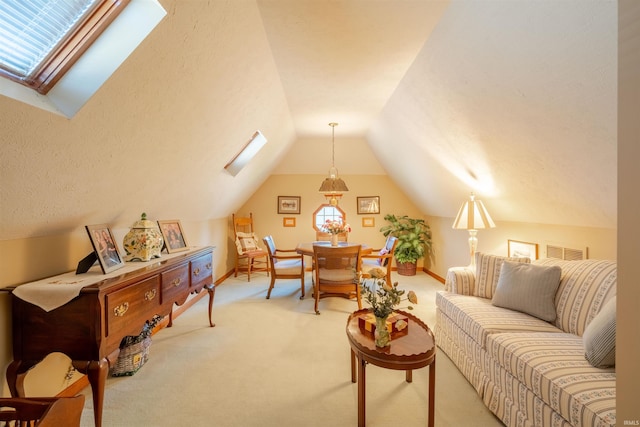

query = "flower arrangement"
[[321, 219, 351, 235], [359, 267, 418, 319]]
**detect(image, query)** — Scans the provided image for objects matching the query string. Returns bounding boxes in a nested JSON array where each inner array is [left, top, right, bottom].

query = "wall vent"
[[546, 244, 588, 260]]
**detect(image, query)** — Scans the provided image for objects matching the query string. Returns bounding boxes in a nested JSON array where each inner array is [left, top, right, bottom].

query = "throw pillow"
[[583, 297, 616, 368], [377, 248, 389, 266], [235, 232, 259, 255], [491, 261, 562, 321], [475, 252, 531, 299]]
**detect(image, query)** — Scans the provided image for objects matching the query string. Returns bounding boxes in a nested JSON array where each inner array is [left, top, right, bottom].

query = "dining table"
[[295, 241, 372, 257]]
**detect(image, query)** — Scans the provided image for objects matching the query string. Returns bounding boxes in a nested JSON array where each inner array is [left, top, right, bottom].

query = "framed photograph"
[[508, 239, 539, 261], [278, 196, 301, 214], [357, 196, 380, 214], [86, 224, 125, 274], [362, 217, 375, 227], [158, 220, 189, 253], [283, 217, 296, 227]]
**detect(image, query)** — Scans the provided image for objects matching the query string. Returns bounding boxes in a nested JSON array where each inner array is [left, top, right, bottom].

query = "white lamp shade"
[[452, 194, 496, 230]]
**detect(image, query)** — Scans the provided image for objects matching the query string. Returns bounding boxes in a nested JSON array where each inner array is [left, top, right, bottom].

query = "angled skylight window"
[[0, 0, 130, 94], [0, 0, 166, 117]]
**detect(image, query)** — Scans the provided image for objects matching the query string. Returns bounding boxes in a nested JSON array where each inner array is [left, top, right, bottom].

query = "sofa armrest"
[[445, 266, 475, 295]]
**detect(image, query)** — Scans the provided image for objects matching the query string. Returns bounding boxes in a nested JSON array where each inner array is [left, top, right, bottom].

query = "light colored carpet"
[[80, 271, 503, 426]]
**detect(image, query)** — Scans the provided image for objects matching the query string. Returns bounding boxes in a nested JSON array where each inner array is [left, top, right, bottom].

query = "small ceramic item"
[[123, 213, 164, 262]]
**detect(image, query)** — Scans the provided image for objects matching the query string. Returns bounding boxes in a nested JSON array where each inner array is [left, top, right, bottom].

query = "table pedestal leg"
[[406, 369, 413, 383], [428, 356, 436, 427], [358, 356, 366, 427], [350, 349, 356, 383]]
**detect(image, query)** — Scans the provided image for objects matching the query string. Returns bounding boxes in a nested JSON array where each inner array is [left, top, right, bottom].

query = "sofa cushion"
[[535, 259, 617, 336], [475, 252, 530, 299], [435, 292, 562, 349], [491, 261, 562, 321], [486, 332, 616, 427], [583, 297, 616, 368]]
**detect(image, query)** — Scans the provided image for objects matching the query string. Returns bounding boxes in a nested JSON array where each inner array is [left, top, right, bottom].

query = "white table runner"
[[12, 249, 196, 312]]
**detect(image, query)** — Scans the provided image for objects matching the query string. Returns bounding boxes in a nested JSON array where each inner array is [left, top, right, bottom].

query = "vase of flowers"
[[321, 219, 351, 246], [360, 268, 418, 348]]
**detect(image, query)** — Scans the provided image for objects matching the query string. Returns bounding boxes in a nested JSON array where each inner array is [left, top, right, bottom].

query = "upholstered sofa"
[[435, 253, 616, 427]]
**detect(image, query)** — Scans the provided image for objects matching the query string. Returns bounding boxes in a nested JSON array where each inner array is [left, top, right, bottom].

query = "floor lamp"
[[452, 192, 496, 268]]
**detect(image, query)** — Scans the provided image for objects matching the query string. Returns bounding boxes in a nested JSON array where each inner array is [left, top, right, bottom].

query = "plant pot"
[[396, 261, 417, 276]]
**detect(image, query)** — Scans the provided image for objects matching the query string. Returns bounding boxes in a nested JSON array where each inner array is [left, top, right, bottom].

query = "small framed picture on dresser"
[[86, 224, 125, 274], [158, 220, 189, 253]]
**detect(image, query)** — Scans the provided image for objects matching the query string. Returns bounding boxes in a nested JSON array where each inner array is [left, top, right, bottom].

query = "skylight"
[[0, 0, 100, 80]]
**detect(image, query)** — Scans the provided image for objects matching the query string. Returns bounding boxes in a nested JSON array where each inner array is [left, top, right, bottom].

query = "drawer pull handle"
[[114, 302, 129, 317], [206, 263, 212, 270], [144, 289, 157, 301], [172, 278, 181, 287], [193, 268, 201, 276]]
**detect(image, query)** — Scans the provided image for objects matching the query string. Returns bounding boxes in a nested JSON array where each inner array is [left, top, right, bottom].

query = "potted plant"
[[380, 214, 432, 276]]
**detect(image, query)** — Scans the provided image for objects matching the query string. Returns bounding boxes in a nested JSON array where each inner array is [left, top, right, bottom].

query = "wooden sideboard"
[[5, 246, 215, 427]]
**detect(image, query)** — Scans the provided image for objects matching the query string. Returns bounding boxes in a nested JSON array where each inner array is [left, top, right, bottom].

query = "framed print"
[[357, 196, 380, 214], [283, 217, 296, 227], [86, 224, 125, 274], [508, 239, 538, 261], [158, 220, 189, 253], [278, 196, 301, 214], [362, 217, 375, 227]]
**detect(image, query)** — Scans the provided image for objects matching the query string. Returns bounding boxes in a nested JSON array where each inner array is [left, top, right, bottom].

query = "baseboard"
[[424, 268, 445, 284]]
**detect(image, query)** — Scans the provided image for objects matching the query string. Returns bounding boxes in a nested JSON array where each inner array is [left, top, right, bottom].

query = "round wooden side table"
[[346, 309, 436, 427]]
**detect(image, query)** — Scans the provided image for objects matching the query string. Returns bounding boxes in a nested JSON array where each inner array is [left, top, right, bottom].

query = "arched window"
[[313, 204, 346, 231]]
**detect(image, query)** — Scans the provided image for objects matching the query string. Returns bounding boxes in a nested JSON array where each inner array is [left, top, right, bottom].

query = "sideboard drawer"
[[105, 276, 160, 338], [191, 254, 213, 288], [161, 264, 190, 305]]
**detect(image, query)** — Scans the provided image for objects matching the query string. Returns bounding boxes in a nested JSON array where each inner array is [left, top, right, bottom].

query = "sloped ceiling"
[[264, 0, 617, 229], [0, 0, 617, 241]]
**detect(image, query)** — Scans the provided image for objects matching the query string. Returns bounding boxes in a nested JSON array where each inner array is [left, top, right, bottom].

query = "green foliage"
[[380, 214, 432, 264]]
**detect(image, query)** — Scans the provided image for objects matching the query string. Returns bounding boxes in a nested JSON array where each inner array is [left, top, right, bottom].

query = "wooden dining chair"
[[232, 213, 269, 282], [360, 236, 398, 285], [263, 235, 305, 299], [0, 395, 85, 427], [312, 244, 362, 315]]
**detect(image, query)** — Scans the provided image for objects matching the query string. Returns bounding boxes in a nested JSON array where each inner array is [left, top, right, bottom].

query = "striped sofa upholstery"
[[435, 256, 616, 427]]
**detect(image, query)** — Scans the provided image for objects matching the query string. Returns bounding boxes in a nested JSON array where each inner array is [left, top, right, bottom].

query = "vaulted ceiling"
[[0, 0, 617, 240], [264, 0, 617, 229]]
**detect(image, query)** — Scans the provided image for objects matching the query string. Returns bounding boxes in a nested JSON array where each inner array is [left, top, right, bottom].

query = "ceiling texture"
[[0, 0, 618, 241], [261, 0, 617, 229]]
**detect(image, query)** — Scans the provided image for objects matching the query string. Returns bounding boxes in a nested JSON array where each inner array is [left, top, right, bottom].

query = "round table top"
[[295, 242, 370, 256], [346, 309, 436, 370]]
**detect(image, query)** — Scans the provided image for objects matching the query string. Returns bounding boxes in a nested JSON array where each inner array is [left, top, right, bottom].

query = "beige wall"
[[235, 174, 425, 266]]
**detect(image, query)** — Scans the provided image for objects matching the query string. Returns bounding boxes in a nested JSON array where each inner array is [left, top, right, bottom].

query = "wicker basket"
[[110, 315, 162, 377], [110, 337, 152, 377]]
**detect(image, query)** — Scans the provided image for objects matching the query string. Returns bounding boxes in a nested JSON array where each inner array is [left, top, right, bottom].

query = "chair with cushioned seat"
[[360, 236, 398, 285], [263, 235, 305, 299], [312, 244, 362, 315], [233, 213, 269, 281]]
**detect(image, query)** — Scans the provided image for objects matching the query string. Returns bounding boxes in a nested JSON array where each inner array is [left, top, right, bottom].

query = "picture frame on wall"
[[158, 220, 189, 253], [507, 239, 539, 261], [357, 196, 380, 214], [283, 217, 296, 227], [362, 217, 375, 227], [85, 224, 125, 274], [278, 196, 301, 214]]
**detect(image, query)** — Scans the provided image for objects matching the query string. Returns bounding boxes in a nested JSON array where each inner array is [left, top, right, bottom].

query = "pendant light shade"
[[319, 122, 348, 204]]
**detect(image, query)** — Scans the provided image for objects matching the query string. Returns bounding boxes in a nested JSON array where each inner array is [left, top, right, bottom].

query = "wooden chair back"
[[0, 395, 85, 427], [312, 244, 362, 314]]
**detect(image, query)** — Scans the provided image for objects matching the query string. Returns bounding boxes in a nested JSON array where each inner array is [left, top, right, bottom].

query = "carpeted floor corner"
[[80, 271, 502, 426]]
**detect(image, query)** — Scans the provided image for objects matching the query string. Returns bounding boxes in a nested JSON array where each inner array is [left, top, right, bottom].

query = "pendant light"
[[318, 122, 348, 205]]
